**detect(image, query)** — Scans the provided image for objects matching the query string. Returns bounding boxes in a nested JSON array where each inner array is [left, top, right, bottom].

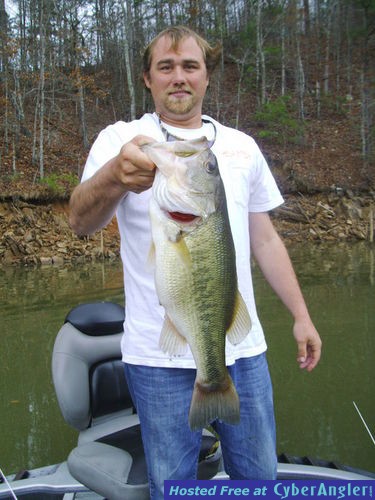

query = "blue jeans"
[[124, 353, 277, 500]]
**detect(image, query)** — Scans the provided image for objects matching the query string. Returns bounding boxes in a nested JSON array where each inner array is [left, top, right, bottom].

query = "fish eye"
[[205, 159, 217, 174]]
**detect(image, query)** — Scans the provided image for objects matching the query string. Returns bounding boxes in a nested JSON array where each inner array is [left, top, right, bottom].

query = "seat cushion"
[[68, 441, 149, 500]]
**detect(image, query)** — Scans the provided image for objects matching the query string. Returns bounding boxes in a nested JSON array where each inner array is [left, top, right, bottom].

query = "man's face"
[[143, 35, 209, 126]]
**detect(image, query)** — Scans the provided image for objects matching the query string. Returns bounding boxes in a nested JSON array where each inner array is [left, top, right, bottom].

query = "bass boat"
[[1, 302, 374, 500]]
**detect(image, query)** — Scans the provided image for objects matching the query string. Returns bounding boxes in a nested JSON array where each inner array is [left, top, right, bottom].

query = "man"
[[69, 26, 322, 500]]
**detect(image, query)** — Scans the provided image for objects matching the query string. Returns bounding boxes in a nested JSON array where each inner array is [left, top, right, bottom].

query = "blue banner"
[[164, 480, 374, 499]]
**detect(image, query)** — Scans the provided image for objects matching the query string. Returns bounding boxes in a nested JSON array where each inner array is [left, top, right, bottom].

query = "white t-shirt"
[[82, 113, 284, 368]]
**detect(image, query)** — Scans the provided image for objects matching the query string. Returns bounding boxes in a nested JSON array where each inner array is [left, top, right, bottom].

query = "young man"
[[69, 26, 322, 500]]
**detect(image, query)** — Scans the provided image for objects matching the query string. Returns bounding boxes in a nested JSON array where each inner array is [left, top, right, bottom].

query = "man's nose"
[[171, 66, 186, 84]]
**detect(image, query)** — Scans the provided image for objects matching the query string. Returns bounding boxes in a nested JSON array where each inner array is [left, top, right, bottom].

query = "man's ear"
[[143, 72, 151, 89]]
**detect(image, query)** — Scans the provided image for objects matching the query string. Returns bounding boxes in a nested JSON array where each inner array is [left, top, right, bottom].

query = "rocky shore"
[[0, 191, 374, 267], [0, 200, 120, 266]]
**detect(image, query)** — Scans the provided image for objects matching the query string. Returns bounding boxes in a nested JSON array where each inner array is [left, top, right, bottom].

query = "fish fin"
[[159, 315, 188, 356], [189, 374, 240, 431], [226, 291, 252, 345], [165, 222, 183, 243], [173, 237, 192, 267]]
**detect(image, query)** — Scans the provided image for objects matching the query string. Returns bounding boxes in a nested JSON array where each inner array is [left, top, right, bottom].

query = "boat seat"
[[67, 441, 148, 500], [52, 302, 222, 499]]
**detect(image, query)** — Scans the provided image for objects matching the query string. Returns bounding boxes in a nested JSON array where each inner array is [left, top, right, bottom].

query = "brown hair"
[[143, 25, 222, 78]]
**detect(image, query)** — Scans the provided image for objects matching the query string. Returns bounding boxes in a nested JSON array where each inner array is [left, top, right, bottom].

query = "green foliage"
[[320, 94, 350, 117], [254, 96, 302, 146], [39, 173, 78, 195]]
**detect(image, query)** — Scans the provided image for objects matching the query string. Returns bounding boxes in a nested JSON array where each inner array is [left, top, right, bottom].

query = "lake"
[[0, 241, 374, 475]]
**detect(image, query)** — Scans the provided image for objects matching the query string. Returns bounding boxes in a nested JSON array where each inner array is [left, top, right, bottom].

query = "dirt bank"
[[0, 192, 374, 267]]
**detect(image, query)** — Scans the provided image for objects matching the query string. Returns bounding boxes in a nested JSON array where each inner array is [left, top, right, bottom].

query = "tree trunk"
[[295, 34, 305, 121], [256, 0, 266, 106], [38, 0, 46, 179], [0, 0, 9, 154], [121, 0, 136, 121], [0, 0, 9, 71], [359, 2, 374, 177], [281, 13, 286, 97], [234, 49, 250, 129]]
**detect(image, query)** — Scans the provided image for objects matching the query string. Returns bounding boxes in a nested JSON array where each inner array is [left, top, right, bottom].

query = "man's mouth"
[[168, 90, 191, 98]]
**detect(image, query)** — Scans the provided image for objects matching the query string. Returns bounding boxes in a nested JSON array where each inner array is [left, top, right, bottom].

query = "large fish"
[[142, 138, 251, 430]]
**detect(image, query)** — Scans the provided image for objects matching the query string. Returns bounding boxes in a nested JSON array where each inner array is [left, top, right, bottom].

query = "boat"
[[1, 302, 374, 500]]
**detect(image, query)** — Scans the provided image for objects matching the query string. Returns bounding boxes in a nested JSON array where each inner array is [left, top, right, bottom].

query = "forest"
[[0, 0, 374, 196]]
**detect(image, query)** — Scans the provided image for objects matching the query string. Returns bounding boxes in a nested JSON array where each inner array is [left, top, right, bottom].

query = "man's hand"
[[112, 135, 156, 194], [69, 135, 156, 236], [293, 318, 322, 372]]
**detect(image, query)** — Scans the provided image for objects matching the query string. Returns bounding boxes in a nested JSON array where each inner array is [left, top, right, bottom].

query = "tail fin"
[[188, 375, 240, 431]]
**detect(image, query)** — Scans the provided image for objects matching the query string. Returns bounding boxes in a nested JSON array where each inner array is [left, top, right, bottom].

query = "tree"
[[0, 0, 373, 186], [121, 0, 136, 121]]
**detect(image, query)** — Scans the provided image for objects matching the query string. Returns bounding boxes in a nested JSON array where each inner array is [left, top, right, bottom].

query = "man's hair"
[[142, 25, 222, 78]]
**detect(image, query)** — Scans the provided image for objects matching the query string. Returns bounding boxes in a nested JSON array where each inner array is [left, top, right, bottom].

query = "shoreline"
[[0, 192, 374, 267]]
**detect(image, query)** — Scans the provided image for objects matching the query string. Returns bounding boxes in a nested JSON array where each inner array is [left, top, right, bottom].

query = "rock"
[[40, 257, 53, 265], [3, 249, 17, 264], [0, 194, 371, 268], [52, 255, 65, 265]]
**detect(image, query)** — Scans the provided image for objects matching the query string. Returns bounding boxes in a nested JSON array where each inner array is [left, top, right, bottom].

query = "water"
[[0, 243, 374, 475], [258, 242, 375, 472], [0, 262, 125, 473]]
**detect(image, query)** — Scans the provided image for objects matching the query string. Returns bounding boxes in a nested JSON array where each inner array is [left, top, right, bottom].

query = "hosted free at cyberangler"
[[164, 480, 374, 499]]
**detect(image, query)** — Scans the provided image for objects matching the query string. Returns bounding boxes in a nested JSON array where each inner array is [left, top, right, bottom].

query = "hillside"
[[0, 72, 374, 266]]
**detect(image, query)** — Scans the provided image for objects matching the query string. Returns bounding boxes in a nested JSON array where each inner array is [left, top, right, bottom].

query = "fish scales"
[[184, 211, 236, 377], [143, 138, 251, 430]]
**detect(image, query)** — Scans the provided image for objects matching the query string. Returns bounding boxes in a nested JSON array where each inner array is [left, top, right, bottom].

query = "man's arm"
[[249, 211, 322, 372], [69, 136, 155, 236]]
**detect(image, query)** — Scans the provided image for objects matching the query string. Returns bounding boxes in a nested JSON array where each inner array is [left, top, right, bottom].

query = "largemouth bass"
[[143, 138, 251, 430]]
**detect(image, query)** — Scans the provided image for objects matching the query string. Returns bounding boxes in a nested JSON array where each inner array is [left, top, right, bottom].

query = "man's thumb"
[[297, 342, 306, 363]]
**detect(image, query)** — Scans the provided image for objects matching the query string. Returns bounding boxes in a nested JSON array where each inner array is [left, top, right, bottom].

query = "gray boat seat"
[[52, 302, 222, 499]]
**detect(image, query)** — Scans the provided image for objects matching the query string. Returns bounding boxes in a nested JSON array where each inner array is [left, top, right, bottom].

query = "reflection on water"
[[0, 261, 124, 473], [0, 243, 374, 475], [257, 242, 375, 472]]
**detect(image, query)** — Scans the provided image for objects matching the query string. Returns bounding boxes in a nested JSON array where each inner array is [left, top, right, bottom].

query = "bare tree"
[[121, 0, 136, 120], [256, 0, 266, 106], [0, 0, 373, 184], [38, 0, 46, 178], [0, 0, 10, 156]]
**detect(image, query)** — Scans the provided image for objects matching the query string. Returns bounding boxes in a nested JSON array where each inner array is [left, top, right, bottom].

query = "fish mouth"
[[167, 211, 200, 223]]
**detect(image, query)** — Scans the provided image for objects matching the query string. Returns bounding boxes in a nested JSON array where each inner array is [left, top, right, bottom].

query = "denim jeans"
[[124, 353, 277, 500]]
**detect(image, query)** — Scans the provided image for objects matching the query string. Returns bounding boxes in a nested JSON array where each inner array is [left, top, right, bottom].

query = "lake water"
[[0, 242, 374, 476]]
